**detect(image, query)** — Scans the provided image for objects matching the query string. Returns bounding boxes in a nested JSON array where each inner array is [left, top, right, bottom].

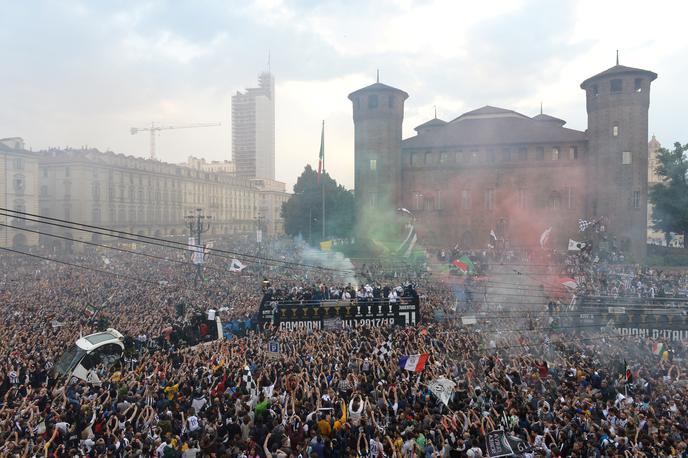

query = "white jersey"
[[187, 415, 200, 432]]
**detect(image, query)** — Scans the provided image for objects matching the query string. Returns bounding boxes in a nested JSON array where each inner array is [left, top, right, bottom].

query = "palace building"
[[349, 60, 657, 259]]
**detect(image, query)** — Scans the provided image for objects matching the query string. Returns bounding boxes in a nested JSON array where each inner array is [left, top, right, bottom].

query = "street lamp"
[[185, 208, 211, 286]]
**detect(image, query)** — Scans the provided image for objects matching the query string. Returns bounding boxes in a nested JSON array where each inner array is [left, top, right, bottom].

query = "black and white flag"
[[229, 259, 247, 273], [568, 239, 587, 251], [486, 430, 534, 457], [427, 377, 456, 407], [372, 340, 393, 361], [578, 219, 592, 232], [242, 365, 257, 396]]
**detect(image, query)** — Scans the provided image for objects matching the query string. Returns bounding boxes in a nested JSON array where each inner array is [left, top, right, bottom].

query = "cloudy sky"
[[2, 0, 687, 190]]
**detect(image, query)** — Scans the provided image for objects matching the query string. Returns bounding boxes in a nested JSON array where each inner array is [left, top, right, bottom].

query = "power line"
[[3, 219, 682, 311], [0, 208, 359, 275], [0, 246, 163, 286]]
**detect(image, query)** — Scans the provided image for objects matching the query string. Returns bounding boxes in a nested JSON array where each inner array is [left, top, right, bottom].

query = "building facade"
[[251, 178, 289, 236], [350, 62, 657, 259], [0, 138, 40, 248], [232, 72, 275, 180], [184, 156, 236, 174], [35, 147, 288, 250]]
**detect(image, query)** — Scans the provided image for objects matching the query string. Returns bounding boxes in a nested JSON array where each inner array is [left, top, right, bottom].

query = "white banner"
[[427, 377, 456, 406]]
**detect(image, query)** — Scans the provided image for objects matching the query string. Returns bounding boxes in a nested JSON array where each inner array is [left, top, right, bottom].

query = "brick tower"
[[348, 76, 408, 223], [581, 56, 657, 260]]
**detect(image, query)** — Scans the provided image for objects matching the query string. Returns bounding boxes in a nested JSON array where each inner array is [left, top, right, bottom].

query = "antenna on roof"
[[376, 69, 379, 83], [616, 49, 619, 66], [540, 102, 543, 115], [434, 105, 437, 118]]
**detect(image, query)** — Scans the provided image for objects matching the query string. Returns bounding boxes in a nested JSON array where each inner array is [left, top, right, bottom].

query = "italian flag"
[[451, 256, 474, 274], [399, 354, 429, 372], [652, 342, 665, 356], [85, 304, 97, 317]]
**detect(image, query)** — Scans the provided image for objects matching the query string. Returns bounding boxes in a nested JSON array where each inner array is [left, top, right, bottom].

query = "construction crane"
[[130, 122, 221, 160]]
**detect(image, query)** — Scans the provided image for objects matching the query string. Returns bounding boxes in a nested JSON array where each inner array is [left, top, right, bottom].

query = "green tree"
[[649, 142, 688, 245], [281, 165, 355, 244]]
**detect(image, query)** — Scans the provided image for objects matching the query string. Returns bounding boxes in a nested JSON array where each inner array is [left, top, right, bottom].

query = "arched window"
[[612, 123, 619, 137]]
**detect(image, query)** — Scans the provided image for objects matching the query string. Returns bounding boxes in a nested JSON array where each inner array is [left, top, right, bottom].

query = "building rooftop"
[[449, 105, 531, 123], [580, 64, 657, 88], [348, 81, 409, 100], [414, 117, 447, 132], [532, 113, 566, 126], [402, 105, 585, 149]]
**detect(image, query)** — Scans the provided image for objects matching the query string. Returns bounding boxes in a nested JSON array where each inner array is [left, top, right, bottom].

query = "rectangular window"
[[519, 189, 527, 209], [369, 159, 377, 171], [436, 191, 442, 210], [14, 158, 24, 170], [487, 148, 496, 163], [634, 78, 642, 92], [622, 151, 632, 165], [423, 196, 434, 211], [613, 124, 619, 137], [456, 150, 464, 162], [40, 185, 48, 196], [470, 149, 479, 161], [43, 169, 48, 178], [611, 79, 622, 93], [549, 193, 560, 209], [411, 152, 420, 166], [368, 95, 378, 109], [439, 152, 448, 164], [567, 187, 574, 209], [485, 189, 495, 210], [517, 146, 528, 161], [424, 152, 432, 164], [592, 84, 599, 97], [633, 190, 641, 209], [501, 148, 511, 162], [570, 146, 578, 160], [536, 147, 545, 161], [552, 147, 560, 160], [369, 193, 376, 208], [413, 192, 423, 211], [461, 190, 471, 209]]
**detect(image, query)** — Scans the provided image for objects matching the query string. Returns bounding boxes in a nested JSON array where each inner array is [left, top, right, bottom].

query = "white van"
[[54, 328, 125, 385]]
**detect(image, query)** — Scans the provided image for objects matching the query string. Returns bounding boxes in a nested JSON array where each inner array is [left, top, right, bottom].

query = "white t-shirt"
[[369, 439, 383, 458], [156, 442, 168, 458], [187, 415, 200, 432]]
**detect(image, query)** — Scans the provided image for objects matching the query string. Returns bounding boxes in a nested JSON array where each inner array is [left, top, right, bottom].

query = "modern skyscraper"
[[232, 72, 275, 180]]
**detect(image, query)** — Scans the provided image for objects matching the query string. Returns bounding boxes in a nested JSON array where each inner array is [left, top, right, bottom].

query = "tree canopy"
[[649, 141, 688, 242], [281, 165, 355, 244]]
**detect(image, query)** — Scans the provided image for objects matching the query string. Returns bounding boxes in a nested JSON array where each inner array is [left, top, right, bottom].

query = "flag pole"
[[321, 120, 325, 241]]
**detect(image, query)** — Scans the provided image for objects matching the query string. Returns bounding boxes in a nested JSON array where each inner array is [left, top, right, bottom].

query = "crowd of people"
[[0, 235, 687, 457]]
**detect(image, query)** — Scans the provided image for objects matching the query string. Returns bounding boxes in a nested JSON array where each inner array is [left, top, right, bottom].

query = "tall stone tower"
[[580, 58, 657, 259], [348, 78, 408, 223]]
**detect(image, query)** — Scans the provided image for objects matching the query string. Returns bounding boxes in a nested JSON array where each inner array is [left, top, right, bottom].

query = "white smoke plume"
[[294, 237, 358, 287]]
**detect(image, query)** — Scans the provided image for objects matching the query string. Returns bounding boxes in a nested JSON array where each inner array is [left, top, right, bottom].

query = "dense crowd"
[[1, 236, 687, 457]]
